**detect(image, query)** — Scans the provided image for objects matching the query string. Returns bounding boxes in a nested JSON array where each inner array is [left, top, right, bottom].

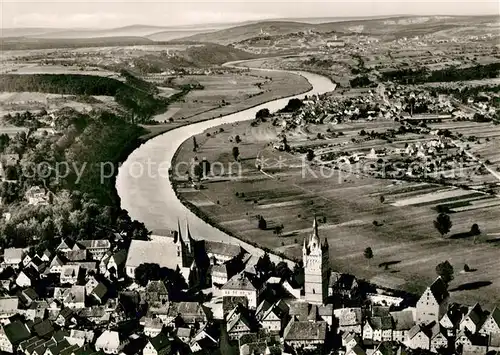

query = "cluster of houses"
[[0, 218, 498, 355]]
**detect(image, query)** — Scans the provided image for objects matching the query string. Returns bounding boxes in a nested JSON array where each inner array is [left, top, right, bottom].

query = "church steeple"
[[186, 220, 195, 253], [309, 216, 320, 249]]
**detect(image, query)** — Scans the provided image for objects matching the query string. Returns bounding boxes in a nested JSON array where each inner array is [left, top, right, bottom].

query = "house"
[[221, 272, 264, 309], [55, 308, 78, 328], [189, 325, 218, 353], [256, 299, 289, 333], [85, 276, 99, 295], [0, 320, 32, 353], [103, 250, 127, 278], [63, 285, 85, 309], [91, 283, 108, 304], [95, 330, 128, 354], [28, 256, 46, 273], [78, 240, 111, 260], [175, 327, 191, 344], [415, 277, 449, 324], [283, 319, 327, 349], [318, 304, 334, 326], [329, 272, 359, 300], [363, 316, 393, 341], [21, 288, 39, 306], [342, 332, 362, 350], [440, 304, 466, 336], [391, 310, 415, 343], [78, 306, 109, 325], [31, 319, 54, 338], [406, 324, 431, 351], [48, 256, 65, 274], [143, 331, 171, 355], [144, 280, 169, 305], [211, 264, 231, 285], [204, 241, 243, 264], [479, 307, 500, 335], [455, 330, 489, 354], [346, 344, 367, 355], [430, 322, 448, 353], [25, 186, 49, 206], [143, 317, 163, 338], [3, 248, 25, 269], [226, 305, 257, 340], [334, 307, 363, 334], [60, 265, 80, 285], [16, 268, 39, 288], [0, 297, 19, 322], [459, 303, 486, 333], [162, 302, 210, 327], [65, 329, 94, 347], [57, 240, 74, 254]]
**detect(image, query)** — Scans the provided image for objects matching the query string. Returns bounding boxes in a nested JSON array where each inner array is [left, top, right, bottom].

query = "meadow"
[[172, 117, 500, 307]]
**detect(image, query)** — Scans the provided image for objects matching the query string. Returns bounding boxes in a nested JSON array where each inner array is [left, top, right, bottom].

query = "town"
[[0, 216, 497, 355]]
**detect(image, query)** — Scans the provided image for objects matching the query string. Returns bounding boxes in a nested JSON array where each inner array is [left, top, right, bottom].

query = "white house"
[[95, 330, 128, 354], [221, 273, 264, 309]]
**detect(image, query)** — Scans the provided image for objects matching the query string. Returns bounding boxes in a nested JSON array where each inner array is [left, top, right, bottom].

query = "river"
[[115, 64, 336, 261]]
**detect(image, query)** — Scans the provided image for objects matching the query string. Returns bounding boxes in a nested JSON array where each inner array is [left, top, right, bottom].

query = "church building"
[[303, 217, 330, 305]]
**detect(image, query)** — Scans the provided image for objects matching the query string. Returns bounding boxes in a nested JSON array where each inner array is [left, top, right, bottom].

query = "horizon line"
[[3, 13, 499, 30]]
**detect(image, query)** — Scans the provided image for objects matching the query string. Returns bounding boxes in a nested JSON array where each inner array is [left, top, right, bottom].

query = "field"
[[172, 117, 500, 307], [141, 69, 312, 139]]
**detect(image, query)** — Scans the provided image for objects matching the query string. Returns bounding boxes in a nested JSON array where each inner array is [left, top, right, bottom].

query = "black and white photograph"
[[0, 0, 499, 354]]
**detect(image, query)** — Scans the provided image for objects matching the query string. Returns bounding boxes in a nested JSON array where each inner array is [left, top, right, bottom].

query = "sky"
[[1, 0, 499, 29]]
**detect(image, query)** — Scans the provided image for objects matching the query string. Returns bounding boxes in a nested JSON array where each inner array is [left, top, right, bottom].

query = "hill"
[[0, 36, 155, 50], [177, 15, 500, 44], [179, 43, 257, 66], [177, 21, 313, 45]]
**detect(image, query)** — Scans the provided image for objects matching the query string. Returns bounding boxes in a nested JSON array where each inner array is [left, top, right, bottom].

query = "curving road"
[[115, 62, 336, 262]]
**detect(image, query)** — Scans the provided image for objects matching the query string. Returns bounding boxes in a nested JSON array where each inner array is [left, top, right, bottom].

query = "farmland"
[[172, 116, 500, 307], [141, 69, 312, 139]]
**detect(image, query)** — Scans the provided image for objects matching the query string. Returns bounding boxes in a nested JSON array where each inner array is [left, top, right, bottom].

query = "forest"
[[0, 73, 190, 123], [0, 108, 149, 250]]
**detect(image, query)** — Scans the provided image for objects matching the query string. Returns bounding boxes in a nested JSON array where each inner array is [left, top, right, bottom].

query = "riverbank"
[[115, 67, 336, 268]]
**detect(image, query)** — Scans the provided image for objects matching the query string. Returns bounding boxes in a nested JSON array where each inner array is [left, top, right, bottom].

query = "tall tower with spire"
[[303, 217, 329, 304]]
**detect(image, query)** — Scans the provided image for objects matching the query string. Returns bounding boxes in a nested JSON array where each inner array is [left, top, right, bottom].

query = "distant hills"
[[1, 15, 498, 51]]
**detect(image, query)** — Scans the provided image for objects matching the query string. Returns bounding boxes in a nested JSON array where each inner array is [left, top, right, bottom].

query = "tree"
[[364, 247, 373, 267], [470, 223, 481, 244], [255, 253, 274, 276], [436, 260, 454, 284], [134, 263, 161, 287], [235, 135, 241, 144], [275, 261, 291, 279], [306, 149, 315, 162], [232, 146, 240, 161], [274, 224, 284, 237], [380, 195, 385, 203], [434, 213, 452, 237], [258, 216, 267, 230], [255, 108, 270, 120], [192, 136, 198, 152]]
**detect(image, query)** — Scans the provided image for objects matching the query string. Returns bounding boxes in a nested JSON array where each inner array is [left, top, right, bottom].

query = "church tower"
[[303, 217, 329, 304], [174, 219, 193, 268]]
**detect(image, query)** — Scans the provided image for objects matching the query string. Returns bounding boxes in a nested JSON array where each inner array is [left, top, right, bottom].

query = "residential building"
[[0, 297, 19, 322], [78, 240, 111, 260], [204, 240, 243, 264], [60, 265, 80, 285], [390, 309, 415, 343], [0, 320, 31, 353], [430, 322, 448, 353], [143, 332, 171, 355], [406, 324, 431, 351], [221, 272, 264, 309], [256, 299, 289, 333], [303, 217, 329, 305], [479, 307, 500, 335], [334, 308, 363, 335], [363, 316, 393, 341], [459, 303, 486, 333], [415, 277, 449, 324], [94, 330, 128, 354], [283, 319, 327, 349], [3, 248, 25, 269]]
